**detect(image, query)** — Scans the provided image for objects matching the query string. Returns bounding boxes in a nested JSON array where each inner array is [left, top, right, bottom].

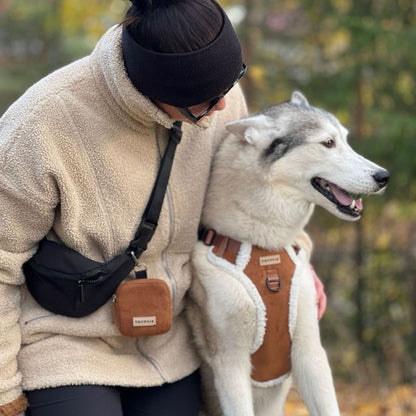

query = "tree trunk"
[[352, 72, 366, 349], [240, 0, 257, 109]]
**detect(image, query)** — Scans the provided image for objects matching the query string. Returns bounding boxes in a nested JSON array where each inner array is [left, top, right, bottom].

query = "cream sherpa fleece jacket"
[[0, 25, 248, 409]]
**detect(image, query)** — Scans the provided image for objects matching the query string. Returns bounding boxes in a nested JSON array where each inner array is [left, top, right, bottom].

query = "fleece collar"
[[91, 26, 215, 130], [90, 25, 175, 129]]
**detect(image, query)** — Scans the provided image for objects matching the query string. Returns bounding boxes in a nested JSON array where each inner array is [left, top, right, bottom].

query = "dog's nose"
[[373, 169, 390, 187]]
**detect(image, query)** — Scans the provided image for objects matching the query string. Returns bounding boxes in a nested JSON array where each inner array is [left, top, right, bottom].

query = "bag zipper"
[[29, 261, 109, 283], [30, 261, 109, 304]]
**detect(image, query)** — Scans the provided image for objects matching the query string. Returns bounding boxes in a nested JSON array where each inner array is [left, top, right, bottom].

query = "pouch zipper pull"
[[111, 294, 117, 324]]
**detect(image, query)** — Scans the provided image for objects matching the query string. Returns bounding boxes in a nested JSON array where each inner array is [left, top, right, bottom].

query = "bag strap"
[[126, 121, 183, 261]]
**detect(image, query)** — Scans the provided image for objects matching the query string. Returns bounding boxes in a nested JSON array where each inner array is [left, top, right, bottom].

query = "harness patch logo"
[[132, 316, 157, 327], [259, 255, 281, 266]]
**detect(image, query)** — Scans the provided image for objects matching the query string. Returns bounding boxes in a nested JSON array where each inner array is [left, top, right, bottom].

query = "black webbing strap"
[[126, 121, 182, 259]]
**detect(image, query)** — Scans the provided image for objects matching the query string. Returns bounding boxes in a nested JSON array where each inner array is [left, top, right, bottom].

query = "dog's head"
[[225, 91, 389, 221]]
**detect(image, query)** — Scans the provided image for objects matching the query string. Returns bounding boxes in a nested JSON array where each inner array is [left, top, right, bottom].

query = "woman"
[[0, 1, 324, 415]]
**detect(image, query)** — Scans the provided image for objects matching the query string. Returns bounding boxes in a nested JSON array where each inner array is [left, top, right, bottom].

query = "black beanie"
[[121, 0, 243, 107]]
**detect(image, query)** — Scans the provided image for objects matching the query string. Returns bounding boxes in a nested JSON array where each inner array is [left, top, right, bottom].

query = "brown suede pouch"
[[112, 279, 172, 337]]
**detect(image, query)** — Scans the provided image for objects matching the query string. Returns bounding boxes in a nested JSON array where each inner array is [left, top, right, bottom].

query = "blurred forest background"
[[1, 0, 415, 414]]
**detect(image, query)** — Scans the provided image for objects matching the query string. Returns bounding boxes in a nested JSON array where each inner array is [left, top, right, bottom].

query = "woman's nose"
[[214, 97, 226, 112]]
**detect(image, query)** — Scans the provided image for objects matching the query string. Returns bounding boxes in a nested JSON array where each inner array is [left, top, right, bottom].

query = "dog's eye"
[[322, 139, 335, 148]]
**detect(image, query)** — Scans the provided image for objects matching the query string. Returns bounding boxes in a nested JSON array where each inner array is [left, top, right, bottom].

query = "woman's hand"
[[310, 265, 327, 320]]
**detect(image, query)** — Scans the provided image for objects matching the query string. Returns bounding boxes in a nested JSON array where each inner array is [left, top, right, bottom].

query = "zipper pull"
[[78, 280, 85, 303], [82, 267, 109, 283], [111, 294, 117, 324]]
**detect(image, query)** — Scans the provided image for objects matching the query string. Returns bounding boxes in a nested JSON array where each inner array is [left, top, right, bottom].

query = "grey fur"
[[264, 134, 305, 161], [260, 98, 342, 163]]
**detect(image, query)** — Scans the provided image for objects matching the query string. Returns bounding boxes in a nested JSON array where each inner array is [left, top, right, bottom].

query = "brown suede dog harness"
[[202, 229, 296, 383]]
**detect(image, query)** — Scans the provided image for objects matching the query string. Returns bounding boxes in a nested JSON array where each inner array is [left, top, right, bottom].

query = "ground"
[[284, 383, 416, 416]]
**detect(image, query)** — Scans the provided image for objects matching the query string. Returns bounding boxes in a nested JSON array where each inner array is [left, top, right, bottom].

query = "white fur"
[[188, 92, 388, 416]]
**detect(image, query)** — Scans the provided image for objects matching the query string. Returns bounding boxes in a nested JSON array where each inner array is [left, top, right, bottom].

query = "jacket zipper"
[[119, 126, 172, 384], [161, 188, 177, 302], [135, 339, 168, 382], [156, 126, 177, 304], [111, 292, 167, 382]]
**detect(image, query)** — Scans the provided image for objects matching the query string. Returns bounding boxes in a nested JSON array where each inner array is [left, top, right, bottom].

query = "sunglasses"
[[178, 63, 247, 123]]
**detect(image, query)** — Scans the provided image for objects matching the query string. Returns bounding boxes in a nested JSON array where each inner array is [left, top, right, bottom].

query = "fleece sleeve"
[[0, 182, 56, 407], [0, 106, 60, 407]]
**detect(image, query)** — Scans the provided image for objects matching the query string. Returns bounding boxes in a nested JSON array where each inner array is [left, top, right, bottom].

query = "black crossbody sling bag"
[[23, 122, 182, 318]]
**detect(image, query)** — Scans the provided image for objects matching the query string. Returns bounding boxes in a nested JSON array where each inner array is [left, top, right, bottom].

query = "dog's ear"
[[226, 114, 271, 145], [290, 91, 310, 107]]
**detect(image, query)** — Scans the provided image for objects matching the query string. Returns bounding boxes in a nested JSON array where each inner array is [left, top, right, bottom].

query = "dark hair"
[[122, 0, 223, 53]]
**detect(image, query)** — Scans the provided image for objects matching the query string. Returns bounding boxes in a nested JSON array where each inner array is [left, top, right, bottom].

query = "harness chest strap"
[[202, 229, 296, 383]]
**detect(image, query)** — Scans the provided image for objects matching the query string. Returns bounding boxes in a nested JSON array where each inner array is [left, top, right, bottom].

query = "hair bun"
[[130, 0, 183, 11], [129, 0, 149, 11]]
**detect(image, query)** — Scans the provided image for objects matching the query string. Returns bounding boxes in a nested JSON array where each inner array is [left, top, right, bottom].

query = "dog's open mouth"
[[311, 177, 363, 217]]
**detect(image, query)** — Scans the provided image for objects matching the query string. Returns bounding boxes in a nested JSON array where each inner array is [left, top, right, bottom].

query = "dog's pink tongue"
[[328, 183, 353, 206]]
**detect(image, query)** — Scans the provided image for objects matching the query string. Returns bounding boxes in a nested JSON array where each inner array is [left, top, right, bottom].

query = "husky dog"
[[188, 92, 389, 416]]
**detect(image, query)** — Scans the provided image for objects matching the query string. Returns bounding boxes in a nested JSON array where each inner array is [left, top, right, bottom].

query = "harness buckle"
[[200, 228, 216, 246]]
